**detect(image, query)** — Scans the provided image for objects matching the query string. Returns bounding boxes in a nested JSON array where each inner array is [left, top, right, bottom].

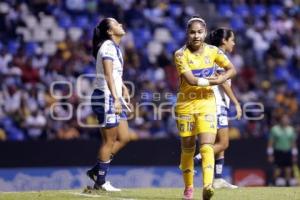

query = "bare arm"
[[208, 63, 237, 85], [181, 70, 233, 86], [103, 59, 122, 114], [103, 59, 118, 99], [221, 82, 242, 119]]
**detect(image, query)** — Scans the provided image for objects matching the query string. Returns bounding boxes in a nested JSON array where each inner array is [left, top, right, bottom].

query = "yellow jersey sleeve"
[[174, 49, 190, 75], [214, 48, 231, 69]]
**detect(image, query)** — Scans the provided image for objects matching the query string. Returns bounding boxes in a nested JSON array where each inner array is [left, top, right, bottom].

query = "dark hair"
[[187, 15, 206, 29], [208, 28, 233, 47], [92, 18, 112, 59]]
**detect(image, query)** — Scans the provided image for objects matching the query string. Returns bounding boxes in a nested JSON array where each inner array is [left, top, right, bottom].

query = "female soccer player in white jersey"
[[86, 17, 133, 192], [194, 28, 242, 189]]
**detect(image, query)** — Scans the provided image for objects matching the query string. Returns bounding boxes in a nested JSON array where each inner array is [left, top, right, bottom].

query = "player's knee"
[[179, 145, 195, 171], [181, 145, 196, 154], [200, 144, 214, 155], [220, 139, 229, 151]]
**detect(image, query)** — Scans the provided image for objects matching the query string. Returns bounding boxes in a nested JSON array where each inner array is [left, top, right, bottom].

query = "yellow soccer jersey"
[[174, 43, 231, 114]]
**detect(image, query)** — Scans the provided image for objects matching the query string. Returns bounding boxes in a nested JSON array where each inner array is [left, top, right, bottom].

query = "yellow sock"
[[200, 144, 214, 187], [179, 146, 195, 188]]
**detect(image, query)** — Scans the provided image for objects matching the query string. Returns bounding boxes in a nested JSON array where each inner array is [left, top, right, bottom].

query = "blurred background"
[[0, 0, 299, 191]]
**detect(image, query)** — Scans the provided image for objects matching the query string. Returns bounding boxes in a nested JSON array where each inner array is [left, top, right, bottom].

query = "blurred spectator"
[[267, 114, 298, 186]]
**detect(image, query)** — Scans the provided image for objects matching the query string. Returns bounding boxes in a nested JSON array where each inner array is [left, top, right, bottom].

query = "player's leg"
[[176, 114, 195, 200], [195, 110, 217, 200], [198, 133, 216, 200], [213, 128, 238, 189], [180, 136, 196, 200], [111, 119, 130, 157], [87, 89, 121, 191], [194, 106, 229, 163], [94, 127, 117, 185]]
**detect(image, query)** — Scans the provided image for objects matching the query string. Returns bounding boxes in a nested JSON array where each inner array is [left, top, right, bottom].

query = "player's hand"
[[114, 99, 122, 115], [207, 74, 227, 85], [235, 103, 242, 120], [268, 155, 274, 163]]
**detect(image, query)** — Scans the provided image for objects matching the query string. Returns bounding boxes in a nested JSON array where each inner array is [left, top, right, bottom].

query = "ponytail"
[[92, 18, 111, 59]]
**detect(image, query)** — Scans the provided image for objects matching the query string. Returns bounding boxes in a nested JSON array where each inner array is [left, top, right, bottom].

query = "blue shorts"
[[91, 89, 127, 128], [216, 105, 229, 129]]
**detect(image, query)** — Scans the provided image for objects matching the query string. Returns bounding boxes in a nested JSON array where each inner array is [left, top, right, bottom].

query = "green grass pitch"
[[1, 187, 300, 200]]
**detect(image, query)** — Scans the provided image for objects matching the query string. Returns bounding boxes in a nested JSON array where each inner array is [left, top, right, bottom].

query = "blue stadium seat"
[[7, 40, 20, 55], [165, 42, 178, 55], [218, 4, 233, 18], [252, 5, 267, 18], [163, 18, 177, 32], [74, 16, 89, 29], [58, 15, 73, 29], [274, 66, 289, 80], [235, 4, 250, 18], [269, 5, 284, 17], [132, 27, 152, 49], [287, 78, 300, 92], [168, 4, 182, 17], [230, 18, 245, 31], [171, 28, 185, 43], [25, 42, 39, 56]]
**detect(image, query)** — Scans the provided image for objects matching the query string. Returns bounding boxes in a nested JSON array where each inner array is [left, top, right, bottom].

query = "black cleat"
[[86, 168, 97, 182]]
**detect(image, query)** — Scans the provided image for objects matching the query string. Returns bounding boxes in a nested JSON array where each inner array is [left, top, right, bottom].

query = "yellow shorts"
[[176, 113, 217, 137]]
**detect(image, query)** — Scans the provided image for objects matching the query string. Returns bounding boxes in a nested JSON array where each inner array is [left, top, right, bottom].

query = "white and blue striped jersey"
[[212, 67, 231, 108], [94, 40, 123, 97]]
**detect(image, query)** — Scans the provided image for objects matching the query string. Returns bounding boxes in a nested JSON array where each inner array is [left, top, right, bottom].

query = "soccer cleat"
[[183, 186, 194, 200], [86, 168, 97, 182], [213, 178, 238, 189], [94, 181, 121, 192], [202, 185, 214, 200]]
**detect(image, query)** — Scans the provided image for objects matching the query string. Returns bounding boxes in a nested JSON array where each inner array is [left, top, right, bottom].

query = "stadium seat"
[[154, 27, 172, 43], [74, 16, 89, 29], [165, 42, 178, 55], [269, 5, 284, 17], [32, 26, 49, 42], [58, 15, 73, 29], [40, 15, 57, 30], [24, 15, 38, 29], [68, 27, 83, 42], [218, 4, 233, 18], [252, 5, 267, 18], [51, 27, 66, 42], [168, 4, 182, 17], [25, 42, 39, 56], [230, 18, 245, 31], [235, 4, 250, 18], [7, 40, 20, 55], [42, 41, 57, 56]]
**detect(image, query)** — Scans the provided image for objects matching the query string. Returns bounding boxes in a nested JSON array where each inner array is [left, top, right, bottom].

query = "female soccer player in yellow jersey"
[[174, 16, 236, 200], [194, 28, 242, 189]]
